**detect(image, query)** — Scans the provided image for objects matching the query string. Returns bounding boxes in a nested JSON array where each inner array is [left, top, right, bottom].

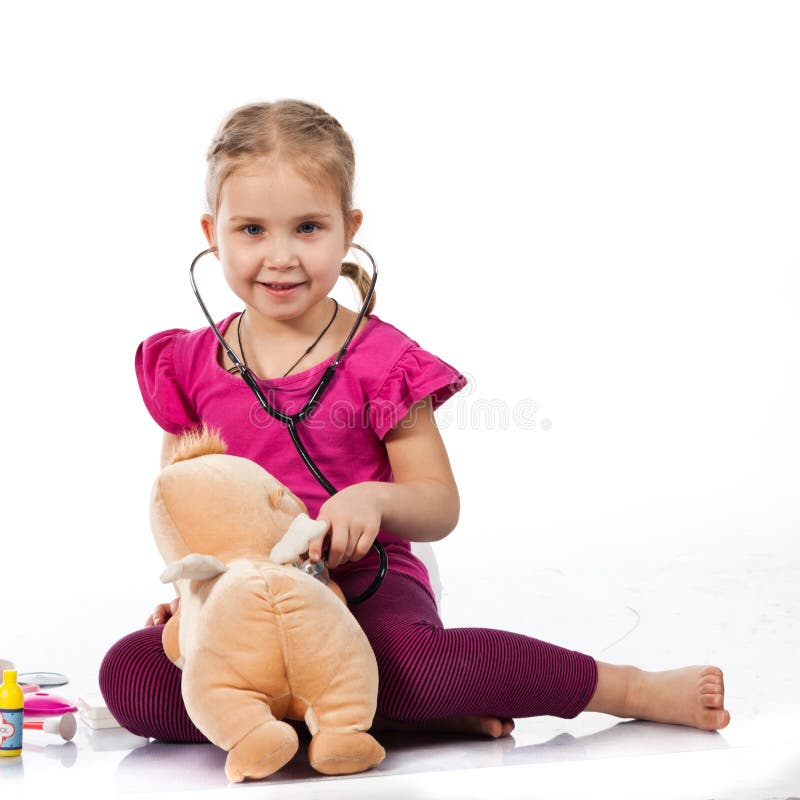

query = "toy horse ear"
[[269, 513, 329, 564], [160, 553, 228, 583], [267, 483, 305, 516], [268, 486, 284, 509]]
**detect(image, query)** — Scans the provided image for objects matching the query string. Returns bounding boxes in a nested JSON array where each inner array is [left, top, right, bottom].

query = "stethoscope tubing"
[[189, 243, 387, 603]]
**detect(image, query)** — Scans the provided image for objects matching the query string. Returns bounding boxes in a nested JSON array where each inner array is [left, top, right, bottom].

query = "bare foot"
[[371, 713, 515, 738], [626, 665, 731, 731]]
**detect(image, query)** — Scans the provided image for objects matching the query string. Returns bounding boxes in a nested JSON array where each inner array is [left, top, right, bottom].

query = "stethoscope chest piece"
[[292, 557, 330, 585]]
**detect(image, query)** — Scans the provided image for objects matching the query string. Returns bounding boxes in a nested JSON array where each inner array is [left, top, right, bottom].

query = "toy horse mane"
[[169, 424, 228, 465]]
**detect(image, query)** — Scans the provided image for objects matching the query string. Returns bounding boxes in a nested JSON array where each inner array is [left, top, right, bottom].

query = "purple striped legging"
[[99, 570, 598, 741]]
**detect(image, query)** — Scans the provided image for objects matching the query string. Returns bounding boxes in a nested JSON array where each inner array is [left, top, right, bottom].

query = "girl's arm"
[[147, 432, 183, 625], [161, 432, 181, 468], [377, 395, 460, 543], [310, 395, 460, 567]]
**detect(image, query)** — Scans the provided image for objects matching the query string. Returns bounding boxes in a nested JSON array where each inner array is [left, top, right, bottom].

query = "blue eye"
[[240, 222, 319, 236]]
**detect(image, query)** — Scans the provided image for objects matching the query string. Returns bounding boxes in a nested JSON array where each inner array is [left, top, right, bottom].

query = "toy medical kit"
[[17, 671, 68, 687], [23, 713, 77, 741], [0, 670, 24, 756], [77, 691, 121, 729], [79, 713, 121, 730], [23, 692, 78, 716]]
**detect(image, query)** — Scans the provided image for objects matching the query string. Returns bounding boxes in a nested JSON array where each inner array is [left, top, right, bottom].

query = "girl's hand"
[[308, 483, 384, 569], [145, 597, 180, 627]]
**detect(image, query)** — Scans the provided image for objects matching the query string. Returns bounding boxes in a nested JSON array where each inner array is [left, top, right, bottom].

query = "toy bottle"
[[0, 670, 24, 756]]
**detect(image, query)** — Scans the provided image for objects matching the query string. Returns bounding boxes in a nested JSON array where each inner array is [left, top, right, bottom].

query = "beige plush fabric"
[[150, 429, 385, 782]]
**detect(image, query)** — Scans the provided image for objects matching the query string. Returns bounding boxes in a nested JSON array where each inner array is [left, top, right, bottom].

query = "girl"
[[100, 99, 729, 743]]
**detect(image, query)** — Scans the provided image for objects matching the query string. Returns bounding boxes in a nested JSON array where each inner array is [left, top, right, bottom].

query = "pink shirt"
[[135, 311, 467, 603]]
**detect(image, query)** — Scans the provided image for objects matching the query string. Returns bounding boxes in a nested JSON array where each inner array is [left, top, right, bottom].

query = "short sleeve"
[[369, 345, 468, 440], [135, 329, 200, 435]]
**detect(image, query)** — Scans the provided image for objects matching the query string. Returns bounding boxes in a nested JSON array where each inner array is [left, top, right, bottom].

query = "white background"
[[1, 1, 797, 638]]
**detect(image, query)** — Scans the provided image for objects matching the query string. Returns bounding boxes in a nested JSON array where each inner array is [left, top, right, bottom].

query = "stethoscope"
[[189, 243, 387, 604]]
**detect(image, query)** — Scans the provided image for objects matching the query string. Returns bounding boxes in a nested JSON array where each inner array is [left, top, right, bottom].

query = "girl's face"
[[201, 157, 362, 325]]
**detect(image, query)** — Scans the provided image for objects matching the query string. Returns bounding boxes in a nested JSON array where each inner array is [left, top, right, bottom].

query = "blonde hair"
[[205, 99, 375, 314], [168, 424, 227, 465]]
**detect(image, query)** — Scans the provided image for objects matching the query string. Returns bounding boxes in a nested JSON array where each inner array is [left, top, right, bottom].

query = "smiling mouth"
[[261, 282, 305, 291]]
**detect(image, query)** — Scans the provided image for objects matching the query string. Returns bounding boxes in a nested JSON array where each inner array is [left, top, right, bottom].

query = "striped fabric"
[[99, 571, 598, 741]]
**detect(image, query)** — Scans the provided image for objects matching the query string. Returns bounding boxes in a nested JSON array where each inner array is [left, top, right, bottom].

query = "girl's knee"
[[373, 625, 441, 717], [99, 626, 205, 743], [99, 627, 165, 696], [100, 627, 155, 686]]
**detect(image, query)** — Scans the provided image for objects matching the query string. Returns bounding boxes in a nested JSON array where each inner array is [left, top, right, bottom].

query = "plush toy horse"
[[151, 426, 385, 782]]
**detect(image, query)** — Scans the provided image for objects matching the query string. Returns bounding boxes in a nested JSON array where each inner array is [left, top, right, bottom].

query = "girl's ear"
[[346, 209, 363, 248], [200, 214, 218, 251]]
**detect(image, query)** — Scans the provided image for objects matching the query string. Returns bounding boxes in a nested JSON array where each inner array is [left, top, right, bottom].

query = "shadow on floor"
[[111, 718, 729, 791]]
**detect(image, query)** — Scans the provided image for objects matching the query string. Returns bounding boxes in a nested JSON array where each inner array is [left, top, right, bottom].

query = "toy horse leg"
[[223, 713, 299, 783], [304, 648, 386, 775], [182, 653, 299, 783], [306, 703, 386, 775]]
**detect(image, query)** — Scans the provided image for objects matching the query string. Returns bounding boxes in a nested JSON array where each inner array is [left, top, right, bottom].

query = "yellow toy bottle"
[[0, 670, 24, 756]]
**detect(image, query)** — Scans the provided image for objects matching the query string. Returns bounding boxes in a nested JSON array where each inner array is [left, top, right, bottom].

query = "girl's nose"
[[263, 240, 299, 270]]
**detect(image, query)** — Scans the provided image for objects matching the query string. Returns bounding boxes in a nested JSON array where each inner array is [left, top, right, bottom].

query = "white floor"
[[3, 548, 799, 800]]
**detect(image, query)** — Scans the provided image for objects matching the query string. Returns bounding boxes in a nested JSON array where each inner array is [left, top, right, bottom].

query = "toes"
[[700, 691, 724, 708], [700, 665, 724, 680], [699, 707, 730, 730], [708, 708, 731, 730], [699, 672, 725, 711]]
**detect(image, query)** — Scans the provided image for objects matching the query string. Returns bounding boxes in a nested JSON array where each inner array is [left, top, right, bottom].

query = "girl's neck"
[[230, 297, 350, 380], [243, 298, 336, 345]]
